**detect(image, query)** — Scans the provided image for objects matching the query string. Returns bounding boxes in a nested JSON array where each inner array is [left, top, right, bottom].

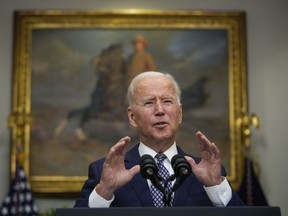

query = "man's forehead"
[[136, 80, 175, 94], [135, 82, 177, 101], [136, 76, 173, 89]]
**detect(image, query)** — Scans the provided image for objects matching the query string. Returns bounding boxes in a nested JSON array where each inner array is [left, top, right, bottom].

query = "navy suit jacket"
[[74, 144, 244, 207]]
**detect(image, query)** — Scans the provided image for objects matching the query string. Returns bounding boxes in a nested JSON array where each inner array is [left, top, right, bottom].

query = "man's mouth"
[[153, 121, 168, 128]]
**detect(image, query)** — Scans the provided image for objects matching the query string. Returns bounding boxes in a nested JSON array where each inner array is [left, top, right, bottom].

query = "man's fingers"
[[196, 131, 221, 162], [121, 136, 131, 154], [184, 156, 196, 167], [211, 142, 220, 153], [114, 136, 131, 150], [196, 131, 219, 153], [196, 131, 212, 151], [105, 136, 131, 164], [129, 165, 140, 177]]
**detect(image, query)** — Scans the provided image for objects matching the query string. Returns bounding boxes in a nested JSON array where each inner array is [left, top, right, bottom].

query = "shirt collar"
[[138, 142, 178, 162]]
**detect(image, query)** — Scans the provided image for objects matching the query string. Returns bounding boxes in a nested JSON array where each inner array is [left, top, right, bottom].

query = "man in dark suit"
[[74, 71, 244, 207]]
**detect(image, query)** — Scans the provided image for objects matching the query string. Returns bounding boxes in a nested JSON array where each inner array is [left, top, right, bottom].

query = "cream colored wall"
[[0, 0, 287, 215]]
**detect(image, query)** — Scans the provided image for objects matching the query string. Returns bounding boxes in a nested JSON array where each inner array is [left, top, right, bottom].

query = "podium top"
[[56, 206, 281, 216]]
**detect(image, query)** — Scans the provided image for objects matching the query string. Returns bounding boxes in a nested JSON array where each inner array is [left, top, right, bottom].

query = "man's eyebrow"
[[143, 96, 155, 101], [162, 95, 174, 99], [142, 95, 174, 100]]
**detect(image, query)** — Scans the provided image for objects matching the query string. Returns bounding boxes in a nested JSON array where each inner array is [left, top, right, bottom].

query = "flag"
[[237, 157, 268, 206], [0, 162, 38, 216]]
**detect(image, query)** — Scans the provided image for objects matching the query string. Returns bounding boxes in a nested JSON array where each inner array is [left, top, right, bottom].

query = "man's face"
[[128, 76, 182, 148], [134, 41, 146, 51]]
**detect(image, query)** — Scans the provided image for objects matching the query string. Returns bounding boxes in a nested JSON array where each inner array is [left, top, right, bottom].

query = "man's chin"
[[152, 133, 174, 144]]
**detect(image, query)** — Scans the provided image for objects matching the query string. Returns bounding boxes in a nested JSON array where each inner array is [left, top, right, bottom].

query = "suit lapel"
[[172, 147, 196, 206], [125, 144, 154, 206]]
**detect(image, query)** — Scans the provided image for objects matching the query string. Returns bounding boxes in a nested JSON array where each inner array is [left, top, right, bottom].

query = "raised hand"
[[95, 136, 140, 200], [185, 131, 223, 187]]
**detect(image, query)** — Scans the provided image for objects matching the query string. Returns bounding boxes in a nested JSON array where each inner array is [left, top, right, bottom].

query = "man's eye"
[[144, 101, 153, 106], [163, 99, 173, 104]]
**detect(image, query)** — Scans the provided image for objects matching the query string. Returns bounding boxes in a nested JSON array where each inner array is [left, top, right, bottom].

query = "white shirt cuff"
[[203, 177, 232, 207], [88, 188, 114, 208]]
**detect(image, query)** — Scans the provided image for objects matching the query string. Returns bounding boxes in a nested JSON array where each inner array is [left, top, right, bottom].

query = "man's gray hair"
[[127, 71, 182, 106]]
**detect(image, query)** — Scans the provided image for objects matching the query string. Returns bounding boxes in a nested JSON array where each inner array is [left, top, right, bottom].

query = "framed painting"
[[9, 10, 249, 195]]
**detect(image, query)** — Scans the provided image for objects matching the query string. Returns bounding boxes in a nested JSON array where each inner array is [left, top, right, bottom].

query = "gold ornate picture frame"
[[9, 10, 249, 196]]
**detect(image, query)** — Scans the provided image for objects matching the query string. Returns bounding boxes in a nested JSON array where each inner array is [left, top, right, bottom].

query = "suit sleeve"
[[220, 165, 245, 206], [227, 191, 246, 206], [73, 159, 104, 207]]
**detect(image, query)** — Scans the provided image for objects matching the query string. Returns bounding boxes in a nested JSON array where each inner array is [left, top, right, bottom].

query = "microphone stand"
[[162, 175, 175, 207], [139, 154, 191, 207]]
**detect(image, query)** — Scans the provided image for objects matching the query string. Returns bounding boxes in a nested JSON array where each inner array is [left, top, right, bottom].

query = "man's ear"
[[127, 107, 137, 128], [178, 103, 183, 124]]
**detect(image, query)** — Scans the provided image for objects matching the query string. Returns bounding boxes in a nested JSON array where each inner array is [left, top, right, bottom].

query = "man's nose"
[[155, 101, 165, 115]]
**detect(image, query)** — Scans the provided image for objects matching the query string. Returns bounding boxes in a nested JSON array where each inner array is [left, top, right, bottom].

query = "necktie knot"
[[155, 153, 167, 164]]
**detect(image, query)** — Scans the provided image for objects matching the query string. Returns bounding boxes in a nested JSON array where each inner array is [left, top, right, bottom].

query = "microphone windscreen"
[[171, 154, 191, 177], [139, 154, 158, 179]]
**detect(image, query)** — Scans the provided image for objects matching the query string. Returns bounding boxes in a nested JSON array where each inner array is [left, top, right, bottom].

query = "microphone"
[[171, 155, 192, 191], [139, 154, 164, 192]]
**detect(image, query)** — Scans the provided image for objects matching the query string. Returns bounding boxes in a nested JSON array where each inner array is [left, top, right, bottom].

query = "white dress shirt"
[[89, 142, 232, 207]]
